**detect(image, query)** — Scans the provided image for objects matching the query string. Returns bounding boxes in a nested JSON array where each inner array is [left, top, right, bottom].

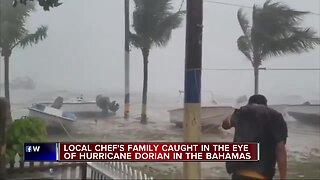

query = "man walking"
[[222, 94, 288, 179]]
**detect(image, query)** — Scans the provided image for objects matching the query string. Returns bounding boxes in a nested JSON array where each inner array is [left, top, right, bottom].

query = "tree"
[[12, 0, 62, 11], [237, 0, 320, 94], [6, 116, 47, 162], [0, 0, 48, 122], [130, 0, 185, 124]]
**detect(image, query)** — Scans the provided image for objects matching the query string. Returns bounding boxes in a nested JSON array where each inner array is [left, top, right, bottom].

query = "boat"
[[10, 76, 36, 90], [268, 104, 290, 119], [169, 91, 245, 128], [287, 103, 320, 125], [28, 103, 77, 130], [168, 106, 235, 128], [169, 90, 296, 128], [38, 95, 120, 119], [39, 96, 98, 112]]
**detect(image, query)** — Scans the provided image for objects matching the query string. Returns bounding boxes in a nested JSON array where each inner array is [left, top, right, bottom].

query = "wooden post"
[[0, 58, 2, 96], [183, 0, 203, 179], [0, 98, 9, 179], [124, 0, 130, 119]]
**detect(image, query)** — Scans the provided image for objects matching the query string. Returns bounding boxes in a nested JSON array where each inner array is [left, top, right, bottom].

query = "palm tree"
[[12, 0, 62, 11], [130, 0, 185, 124], [237, 0, 320, 94], [0, 1, 48, 122]]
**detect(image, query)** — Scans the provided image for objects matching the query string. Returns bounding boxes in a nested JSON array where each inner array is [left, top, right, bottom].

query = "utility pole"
[[183, 0, 203, 179], [124, 0, 130, 119], [0, 0, 2, 97]]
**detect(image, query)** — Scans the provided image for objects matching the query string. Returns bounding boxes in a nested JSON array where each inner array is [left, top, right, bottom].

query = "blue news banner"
[[24, 143, 58, 161]]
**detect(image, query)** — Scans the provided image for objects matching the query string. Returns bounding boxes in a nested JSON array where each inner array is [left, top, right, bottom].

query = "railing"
[[6, 156, 86, 179], [87, 162, 153, 180], [6, 154, 154, 180]]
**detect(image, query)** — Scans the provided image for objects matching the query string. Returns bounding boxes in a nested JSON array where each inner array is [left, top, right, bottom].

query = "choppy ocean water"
[[7, 89, 320, 152]]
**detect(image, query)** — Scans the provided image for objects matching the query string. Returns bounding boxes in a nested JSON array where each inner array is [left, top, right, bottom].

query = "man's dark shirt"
[[226, 104, 288, 178]]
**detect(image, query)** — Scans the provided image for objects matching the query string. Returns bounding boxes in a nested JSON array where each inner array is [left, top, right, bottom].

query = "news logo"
[[25, 146, 32, 152], [24, 143, 57, 161], [25, 145, 40, 153]]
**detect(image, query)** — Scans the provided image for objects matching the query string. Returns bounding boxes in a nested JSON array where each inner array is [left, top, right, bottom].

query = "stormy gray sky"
[[2, 0, 320, 100]]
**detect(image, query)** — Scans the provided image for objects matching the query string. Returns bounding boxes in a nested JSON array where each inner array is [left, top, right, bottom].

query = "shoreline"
[[9, 91, 320, 179], [45, 114, 320, 179]]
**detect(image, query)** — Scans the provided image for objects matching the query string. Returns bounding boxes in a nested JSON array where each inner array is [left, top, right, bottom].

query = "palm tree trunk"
[[0, 98, 9, 179], [254, 66, 259, 95], [4, 55, 12, 122], [4, 56, 10, 102], [141, 49, 149, 124]]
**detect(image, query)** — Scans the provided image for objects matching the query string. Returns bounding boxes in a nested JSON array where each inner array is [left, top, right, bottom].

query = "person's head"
[[248, 94, 267, 106]]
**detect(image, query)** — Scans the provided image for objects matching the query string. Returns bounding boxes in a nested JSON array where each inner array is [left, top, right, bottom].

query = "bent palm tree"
[[12, 0, 62, 11], [237, 0, 320, 94], [130, 0, 185, 124], [0, 0, 48, 122]]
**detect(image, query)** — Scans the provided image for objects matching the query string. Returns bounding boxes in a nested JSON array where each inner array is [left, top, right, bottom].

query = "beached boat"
[[169, 104, 291, 128], [39, 96, 99, 112], [287, 103, 320, 125], [169, 92, 245, 128], [28, 103, 77, 130], [38, 95, 119, 119], [168, 106, 235, 128], [169, 91, 293, 128]]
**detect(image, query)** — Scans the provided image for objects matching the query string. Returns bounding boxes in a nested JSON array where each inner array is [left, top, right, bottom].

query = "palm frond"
[[237, 9, 250, 36], [237, 36, 252, 61], [253, 0, 309, 40], [0, 0, 34, 47], [261, 28, 320, 58], [131, 0, 184, 51], [1, 20, 27, 47], [263, 0, 308, 22], [249, 0, 320, 61], [129, 32, 146, 49], [18, 26, 48, 49], [152, 11, 185, 47]]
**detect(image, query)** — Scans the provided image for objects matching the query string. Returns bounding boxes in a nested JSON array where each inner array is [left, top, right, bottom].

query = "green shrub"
[[6, 116, 47, 161]]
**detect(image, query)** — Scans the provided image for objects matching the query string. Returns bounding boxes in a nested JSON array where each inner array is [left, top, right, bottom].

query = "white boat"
[[38, 95, 119, 119], [39, 96, 99, 113], [168, 106, 235, 128], [287, 103, 320, 125], [28, 103, 77, 130], [169, 104, 291, 128], [169, 91, 242, 128]]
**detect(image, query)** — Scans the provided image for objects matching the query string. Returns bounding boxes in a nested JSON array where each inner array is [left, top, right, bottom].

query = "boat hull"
[[168, 106, 235, 128], [287, 112, 320, 126], [287, 105, 320, 114], [28, 109, 74, 130], [287, 104, 320, 125]]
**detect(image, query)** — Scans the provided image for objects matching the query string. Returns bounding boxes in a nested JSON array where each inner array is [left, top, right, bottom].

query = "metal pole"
[[183, 0, 203, 179], [124, 0, 130, 119]]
